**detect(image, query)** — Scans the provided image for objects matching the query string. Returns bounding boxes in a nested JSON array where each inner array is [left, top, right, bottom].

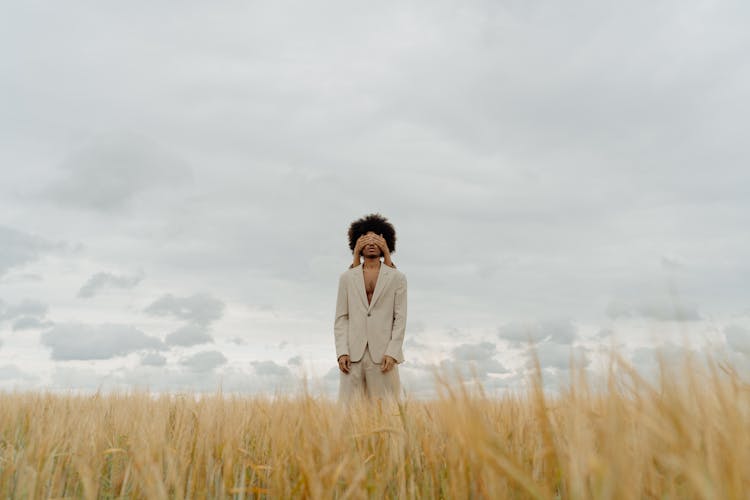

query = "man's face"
[[362, 231, 382, 257]]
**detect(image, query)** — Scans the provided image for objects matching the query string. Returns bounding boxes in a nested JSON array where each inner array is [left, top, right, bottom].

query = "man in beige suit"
[[334, 213, 407, 404]]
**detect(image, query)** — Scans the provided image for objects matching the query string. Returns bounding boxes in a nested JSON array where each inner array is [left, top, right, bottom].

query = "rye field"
[[1, 348, 748, 499]]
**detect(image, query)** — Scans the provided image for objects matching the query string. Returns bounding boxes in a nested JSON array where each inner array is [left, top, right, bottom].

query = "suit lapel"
[[354, 263, 393, 312]]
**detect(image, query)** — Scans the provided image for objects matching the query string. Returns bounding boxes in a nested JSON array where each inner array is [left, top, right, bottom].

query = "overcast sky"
[[2, 0, 749, 398]]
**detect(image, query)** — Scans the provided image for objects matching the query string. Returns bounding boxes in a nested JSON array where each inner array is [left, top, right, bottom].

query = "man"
[[334, 213, 407, 404]]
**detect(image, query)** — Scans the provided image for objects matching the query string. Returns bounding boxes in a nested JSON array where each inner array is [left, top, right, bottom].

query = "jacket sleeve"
[[385, 273, 407, 363], [334, 273, 349, 360]]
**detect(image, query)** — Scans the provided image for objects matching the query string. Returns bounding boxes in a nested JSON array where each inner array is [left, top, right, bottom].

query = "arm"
[[334, 273, 349, 360], [384, 273, 407, 363]]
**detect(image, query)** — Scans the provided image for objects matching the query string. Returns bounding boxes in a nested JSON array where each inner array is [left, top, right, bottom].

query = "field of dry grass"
[[1, 347, 749, 499]]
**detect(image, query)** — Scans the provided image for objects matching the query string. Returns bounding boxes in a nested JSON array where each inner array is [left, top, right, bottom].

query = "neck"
[[362, 257, 381, 270]]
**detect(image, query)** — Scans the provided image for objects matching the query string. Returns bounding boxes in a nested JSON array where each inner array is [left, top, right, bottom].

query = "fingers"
[[339, 357, 350, 373]]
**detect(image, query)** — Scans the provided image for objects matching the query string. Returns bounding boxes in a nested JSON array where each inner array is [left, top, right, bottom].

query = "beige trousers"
[[338, 343, 401, 404]]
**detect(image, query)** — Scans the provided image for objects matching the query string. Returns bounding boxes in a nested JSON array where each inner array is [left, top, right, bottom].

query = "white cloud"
[[524, 341, 589, 371], [165, 323, 213, 347], [451, 341, 497, 361], [724, 325, 750, 356], [41, 133, 192, 213], [12, 316, 53, 331], [179, 350, 228, 372], [0, 364, 38, 381], [40, 323, 165, 360], [0, 226, 64, 277], [251, 360, 293, 377], [78, 270, 145, 298], [627, 343, 703, 386], [144, 293, 224, 326], [0, 298, 53, 331], [606, 297, 702, 322], [395, 341, 511, 396], [1, 298, 48, 319], [140, 351, 167, 367], [498, 319, 578, 346]]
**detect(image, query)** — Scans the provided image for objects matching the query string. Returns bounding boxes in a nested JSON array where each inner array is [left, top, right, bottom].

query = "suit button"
[[367, 312, 371, 316]]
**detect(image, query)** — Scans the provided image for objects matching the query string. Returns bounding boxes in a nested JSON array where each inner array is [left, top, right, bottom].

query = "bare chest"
[[363, 268, 380, 302]]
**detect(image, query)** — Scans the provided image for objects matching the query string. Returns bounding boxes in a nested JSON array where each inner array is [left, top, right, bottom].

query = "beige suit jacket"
[[334, 262, 407, 364]]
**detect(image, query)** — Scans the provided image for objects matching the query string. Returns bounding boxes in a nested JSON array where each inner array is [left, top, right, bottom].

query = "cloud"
[[144, 292, 224, 326], [524, 341, 589, 371], [12, 316, 54, 331], [140, 351, 167, 367], [0, 298, 52, 331], [0, 299, 49, 320], [179, 350, 228, 372], [628, 343, 704, 386], [1, 298, 48, 319], [42, 133, 192, 212], [2, 0, 750, 394], [451, 341, 498, 361], [606, 297, 701, 321], [77, 270, 145, 298], [436, 341, 509, 381], [397, 360, 519, 400], [40, 323, 165, 360], [498, 319, 578, 346], [251, 360, 292, 377], [248, 360, 297, 394], [165, 323, 213, 347], [660, 254, 688, 271], [0, 226, 64, 277], [0, 364, 39, 382], [724, 324, 750, 355]]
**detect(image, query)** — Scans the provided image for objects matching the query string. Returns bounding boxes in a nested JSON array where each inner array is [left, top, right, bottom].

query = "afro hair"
[[347, 213, 397, 255]]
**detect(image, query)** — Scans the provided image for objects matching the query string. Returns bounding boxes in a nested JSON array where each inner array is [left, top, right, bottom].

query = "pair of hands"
[[353, 233, 395, 267], [338, 354, 397, 373]]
